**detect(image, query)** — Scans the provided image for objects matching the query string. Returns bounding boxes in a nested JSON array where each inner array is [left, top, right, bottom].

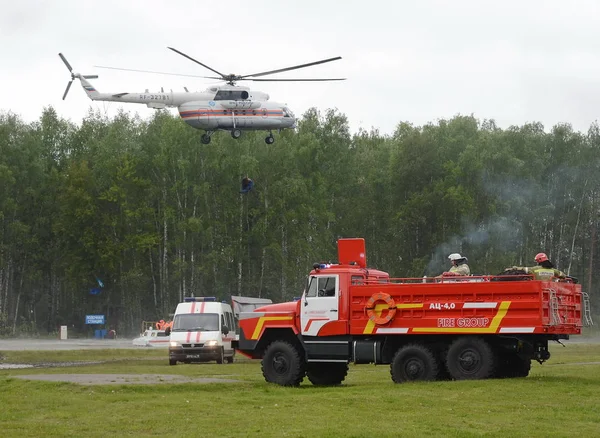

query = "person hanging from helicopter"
[[240, 176, 254, 194]]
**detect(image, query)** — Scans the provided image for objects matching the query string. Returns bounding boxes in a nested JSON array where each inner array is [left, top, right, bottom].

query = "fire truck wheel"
[[495, 354, 531, 378], [446, 337, 496, 380], [306, 363, 349, 386], [226, 353, 235, 364], [169, 359, 177, 366], [261, 341, 306, 386], [435, 349, 452, 380], [390, 344, 439, 383], [216, 347, 224, 364]]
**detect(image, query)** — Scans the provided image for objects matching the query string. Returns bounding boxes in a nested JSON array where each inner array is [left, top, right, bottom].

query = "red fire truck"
[[234, 238, 590, 386]]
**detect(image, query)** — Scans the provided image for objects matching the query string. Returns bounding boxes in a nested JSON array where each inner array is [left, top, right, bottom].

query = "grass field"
[[1, 343, 599, 437]]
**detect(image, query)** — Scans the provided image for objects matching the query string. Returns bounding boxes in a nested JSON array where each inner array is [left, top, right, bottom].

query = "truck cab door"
[[300, 275, 339, 336]]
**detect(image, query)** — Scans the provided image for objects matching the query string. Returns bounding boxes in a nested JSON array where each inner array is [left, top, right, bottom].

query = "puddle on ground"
[[0, 364, 34, 369]]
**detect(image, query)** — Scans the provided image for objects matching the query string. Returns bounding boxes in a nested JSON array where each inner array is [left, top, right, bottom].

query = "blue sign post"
[[85, 314, 105, 325], [86, 314, 106, 339]]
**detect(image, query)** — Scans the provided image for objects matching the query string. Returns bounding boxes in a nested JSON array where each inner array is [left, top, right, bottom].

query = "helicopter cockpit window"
[[214, 90, 248, 101], [282, 107, 294, 118]]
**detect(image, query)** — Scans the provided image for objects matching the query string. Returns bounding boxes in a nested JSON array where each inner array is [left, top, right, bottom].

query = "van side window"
[[228, 312, 235, 332]]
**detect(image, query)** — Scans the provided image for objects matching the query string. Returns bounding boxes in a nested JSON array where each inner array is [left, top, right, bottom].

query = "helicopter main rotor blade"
[[242, 56, 342, 79], [58, 53, 73, 72], [167, 47, 226, 78], [62, 80, 73, 100], [245, 78, 346, 82], [95, 65, 216, 79], [82, 75, 99, 79]]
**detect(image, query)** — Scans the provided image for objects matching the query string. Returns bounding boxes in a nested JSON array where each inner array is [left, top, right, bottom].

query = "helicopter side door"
[[197, 106, 212, 129]]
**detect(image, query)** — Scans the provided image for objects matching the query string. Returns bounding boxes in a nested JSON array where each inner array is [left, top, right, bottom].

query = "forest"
[[0, 107, 598, 336]]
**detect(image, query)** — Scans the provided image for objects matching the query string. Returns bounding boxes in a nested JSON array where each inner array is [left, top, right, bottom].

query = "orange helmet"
[[535, 253, 548, 263]]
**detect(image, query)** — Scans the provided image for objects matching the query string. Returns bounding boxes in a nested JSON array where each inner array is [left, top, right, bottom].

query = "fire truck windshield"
[[173, 313, 219, 331]]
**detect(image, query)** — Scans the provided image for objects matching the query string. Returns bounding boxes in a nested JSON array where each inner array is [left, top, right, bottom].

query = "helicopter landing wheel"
[[231, 129, 242, 139], [201, 134, 212, 145], [265, 135, 275, 145]]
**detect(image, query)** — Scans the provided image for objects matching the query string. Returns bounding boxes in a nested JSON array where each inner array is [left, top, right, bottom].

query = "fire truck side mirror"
[[222, 325, 230, 335], [165, 327, 171, 336]]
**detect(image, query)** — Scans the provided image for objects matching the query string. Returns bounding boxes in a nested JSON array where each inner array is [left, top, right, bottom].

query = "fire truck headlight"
[[206, 340, 218, 346], [170, 341, 180, 347]]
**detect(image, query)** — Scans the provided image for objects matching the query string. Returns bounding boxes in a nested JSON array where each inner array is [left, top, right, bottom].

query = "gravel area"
[[12, 374, 241, 385], [0, 338, 242, 385]]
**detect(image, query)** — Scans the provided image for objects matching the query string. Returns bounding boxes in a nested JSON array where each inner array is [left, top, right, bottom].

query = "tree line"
[[0, 107, 598, 336]]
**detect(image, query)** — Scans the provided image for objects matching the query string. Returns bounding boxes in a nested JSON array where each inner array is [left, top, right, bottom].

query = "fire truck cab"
[[234, 238, 590, 386]]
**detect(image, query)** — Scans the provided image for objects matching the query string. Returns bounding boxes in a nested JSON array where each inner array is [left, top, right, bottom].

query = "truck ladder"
[[548, 288, 561, 326], [582, 291, 594, 327]]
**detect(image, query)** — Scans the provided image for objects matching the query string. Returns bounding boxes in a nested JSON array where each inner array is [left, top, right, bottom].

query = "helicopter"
[[59, 48, 344, 144]]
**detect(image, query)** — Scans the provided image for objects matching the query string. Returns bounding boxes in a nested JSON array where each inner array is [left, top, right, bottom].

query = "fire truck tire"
[[495, 354, 531, 378], [390, 344, 439, 383], [306, 363, 349, 386], [169, 359, 177, 366], [261, 341, 306, 386], [216, 347, 224, 364], [435, 348, 452, 380], [446, 337, 496, 380], [365, 292, 397, 325], [226, 353, 235, 364]]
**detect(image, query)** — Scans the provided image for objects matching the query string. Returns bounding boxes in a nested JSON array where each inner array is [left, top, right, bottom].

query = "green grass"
[[1, 344, 599, 437]]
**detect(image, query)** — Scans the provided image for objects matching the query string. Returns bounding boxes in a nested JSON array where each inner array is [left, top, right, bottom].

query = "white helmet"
[[448, 253, 463, 261]]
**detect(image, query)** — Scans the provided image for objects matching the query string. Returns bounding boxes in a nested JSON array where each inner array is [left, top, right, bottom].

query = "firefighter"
[[442, 253, 470, 277], [510, 253, 566, 281]]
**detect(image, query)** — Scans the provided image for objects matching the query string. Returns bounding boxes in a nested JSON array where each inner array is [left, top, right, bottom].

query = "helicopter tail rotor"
[[58, 53, 99, 100], [62, 80, 73, 101]]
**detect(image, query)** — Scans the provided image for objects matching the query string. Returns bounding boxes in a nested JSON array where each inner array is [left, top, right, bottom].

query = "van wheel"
[[446, 337, 496, 380], [169, 359, 177, 366], [216, 348, 224, 364], [226, 354, 234, 364]]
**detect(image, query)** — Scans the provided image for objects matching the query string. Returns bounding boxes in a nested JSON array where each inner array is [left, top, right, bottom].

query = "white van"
[[166, 297, 236, 365]]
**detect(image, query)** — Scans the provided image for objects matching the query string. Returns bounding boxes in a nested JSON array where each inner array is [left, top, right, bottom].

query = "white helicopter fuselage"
[[178, 100, 296, 131], [77, 76, 296, 132]]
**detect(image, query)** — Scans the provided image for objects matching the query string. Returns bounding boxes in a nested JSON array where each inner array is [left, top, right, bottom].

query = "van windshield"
[[173, 313, 219, 332]]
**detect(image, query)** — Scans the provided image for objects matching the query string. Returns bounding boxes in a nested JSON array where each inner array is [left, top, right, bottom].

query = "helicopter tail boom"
[[78, 76, 101, 100]]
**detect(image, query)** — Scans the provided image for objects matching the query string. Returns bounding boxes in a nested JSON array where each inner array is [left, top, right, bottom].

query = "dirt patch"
[[12, 373, 241, 385]]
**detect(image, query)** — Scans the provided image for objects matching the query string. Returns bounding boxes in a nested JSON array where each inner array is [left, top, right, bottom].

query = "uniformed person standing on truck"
[[510, 252, 566, 280], [442, 253, 470, 277]]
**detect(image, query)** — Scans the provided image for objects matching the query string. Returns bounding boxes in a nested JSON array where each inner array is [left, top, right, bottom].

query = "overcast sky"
[[2, 0, 600, 136]]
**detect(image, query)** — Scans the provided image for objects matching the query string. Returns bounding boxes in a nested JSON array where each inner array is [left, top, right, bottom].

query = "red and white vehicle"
[[234, 238, 591, 386], [166, 297, 237, 365], [132, 328, 170, 348]]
